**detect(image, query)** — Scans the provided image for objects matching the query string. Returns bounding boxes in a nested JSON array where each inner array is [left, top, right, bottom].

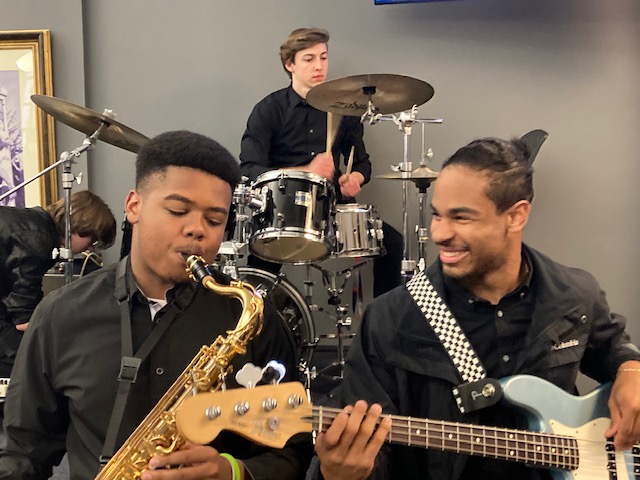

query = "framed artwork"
[[0, 29, 56, 207]]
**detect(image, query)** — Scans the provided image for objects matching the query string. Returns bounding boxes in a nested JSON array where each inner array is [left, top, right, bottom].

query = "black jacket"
[[0, 206, 57, 376], [307, 244, 640, 480]]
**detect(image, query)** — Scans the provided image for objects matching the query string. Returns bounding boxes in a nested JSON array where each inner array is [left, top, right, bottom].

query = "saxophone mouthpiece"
[[185, 255, 211, 283]]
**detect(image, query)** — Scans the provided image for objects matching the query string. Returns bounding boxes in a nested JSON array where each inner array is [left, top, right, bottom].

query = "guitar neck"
[[312, 406, 579, 471]]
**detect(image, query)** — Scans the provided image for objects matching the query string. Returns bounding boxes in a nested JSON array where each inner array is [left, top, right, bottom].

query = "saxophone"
[[95, 255, 264, 479]]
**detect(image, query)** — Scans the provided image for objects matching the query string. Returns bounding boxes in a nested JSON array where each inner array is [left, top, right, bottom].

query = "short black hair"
[[135, 130, 241, 190], [442, 137, 533, 213]]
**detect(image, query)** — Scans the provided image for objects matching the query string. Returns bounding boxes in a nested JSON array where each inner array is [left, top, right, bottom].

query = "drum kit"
[[13, 73, 443, 388], [217, 74, 443, 386]]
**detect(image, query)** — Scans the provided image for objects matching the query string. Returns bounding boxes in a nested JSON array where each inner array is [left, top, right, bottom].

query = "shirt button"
[[309, 129, 314, 134], [497, 310, 504, 318], [311, 151, 316, 156], [155, 367, 164, 376], [502, 355, 510, 363], [520, 292, 526, 299], [467, 298, 474, 304]]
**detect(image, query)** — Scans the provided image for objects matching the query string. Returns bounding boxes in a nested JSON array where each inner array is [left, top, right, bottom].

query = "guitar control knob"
[[235, 401, 250, 416], [205, 406, 221, 420]]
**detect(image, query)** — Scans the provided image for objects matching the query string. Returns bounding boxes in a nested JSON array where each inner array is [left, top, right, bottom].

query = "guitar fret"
[[378, 410, 579, 471]]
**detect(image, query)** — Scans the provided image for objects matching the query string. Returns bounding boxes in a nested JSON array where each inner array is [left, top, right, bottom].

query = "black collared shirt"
[[444, 253, 540, 480], [0, 260, 311, 480], [239, 85, 372, 202]]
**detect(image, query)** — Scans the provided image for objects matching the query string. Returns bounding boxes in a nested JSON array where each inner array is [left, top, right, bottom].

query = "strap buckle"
[[118, 356, 142, 383]]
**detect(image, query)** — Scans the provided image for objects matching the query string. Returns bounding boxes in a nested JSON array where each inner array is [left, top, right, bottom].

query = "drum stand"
[[364, 105, 442, 280], [304, 260, 370, 381]]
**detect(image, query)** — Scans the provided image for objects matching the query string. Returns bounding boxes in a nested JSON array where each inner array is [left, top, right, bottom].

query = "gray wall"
[[3, 0, 639, 347], [0, 0, 89, 185]]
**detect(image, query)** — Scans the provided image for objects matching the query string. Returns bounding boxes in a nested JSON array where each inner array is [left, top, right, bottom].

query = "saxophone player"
[[0, 131, 312, 479]]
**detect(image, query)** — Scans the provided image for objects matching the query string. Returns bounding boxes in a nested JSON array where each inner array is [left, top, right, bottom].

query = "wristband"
[[220, 453, 241, 480]]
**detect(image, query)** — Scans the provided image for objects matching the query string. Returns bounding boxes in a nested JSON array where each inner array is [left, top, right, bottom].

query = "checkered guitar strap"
[[405, 271, 487, 383]]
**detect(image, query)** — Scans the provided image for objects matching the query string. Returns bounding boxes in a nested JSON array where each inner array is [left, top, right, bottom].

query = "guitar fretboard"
[[312, 406, 579, 471]]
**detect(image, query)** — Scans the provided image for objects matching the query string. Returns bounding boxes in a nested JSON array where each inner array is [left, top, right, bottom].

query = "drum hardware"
[[305, 260, 371, 381], [1, 95, 148, 284], [371, 105, 442, 279], [220, 179, 265, 263], [306, 73, 434, 117]]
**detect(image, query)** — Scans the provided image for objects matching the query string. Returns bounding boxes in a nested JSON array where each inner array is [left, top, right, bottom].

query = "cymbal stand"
[[306, 260, 370, 380], [365, 106, 444, 279], [1, 117, 110, 284], [416, 125, 435, 271], [59, 121, 111, 284]]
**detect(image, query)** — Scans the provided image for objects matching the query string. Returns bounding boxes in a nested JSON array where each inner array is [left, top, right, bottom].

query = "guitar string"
[[306, 406, 639, 474]]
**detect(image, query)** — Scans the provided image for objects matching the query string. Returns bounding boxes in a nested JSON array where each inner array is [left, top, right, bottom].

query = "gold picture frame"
[[0, 29, 56, 207]]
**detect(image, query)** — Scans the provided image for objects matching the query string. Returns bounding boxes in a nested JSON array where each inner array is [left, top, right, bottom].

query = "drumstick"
[[326, 112, 342, 153], [345, 146, 355, 181]]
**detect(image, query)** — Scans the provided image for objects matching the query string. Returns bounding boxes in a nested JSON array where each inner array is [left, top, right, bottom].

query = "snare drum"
[[250, 170, 335, 264], [332, 203, 384, 258]]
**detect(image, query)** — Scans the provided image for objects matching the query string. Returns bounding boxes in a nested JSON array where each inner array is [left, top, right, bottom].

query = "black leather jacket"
[[0, 206, 57, 373]]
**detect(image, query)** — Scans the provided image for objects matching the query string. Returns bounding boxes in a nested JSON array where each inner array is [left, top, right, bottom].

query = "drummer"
[[239, 27, 403, 297]]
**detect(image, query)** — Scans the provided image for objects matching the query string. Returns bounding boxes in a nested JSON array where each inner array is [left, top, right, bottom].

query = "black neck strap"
[[99, 258, 186, 467]]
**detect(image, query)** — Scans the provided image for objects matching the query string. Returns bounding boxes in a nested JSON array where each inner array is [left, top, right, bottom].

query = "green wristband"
[[220, 453, 241, 480]]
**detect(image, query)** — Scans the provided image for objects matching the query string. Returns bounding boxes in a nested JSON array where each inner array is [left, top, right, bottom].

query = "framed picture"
[[0, 29, 56, 207]]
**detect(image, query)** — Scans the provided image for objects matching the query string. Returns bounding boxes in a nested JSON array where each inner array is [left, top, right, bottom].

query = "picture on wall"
[[0, 29, 56, 207]]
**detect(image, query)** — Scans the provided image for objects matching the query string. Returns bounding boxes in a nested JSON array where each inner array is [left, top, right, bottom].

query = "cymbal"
[[306, 74, 434, 116], [31, 95, 149, 153], [376, 165, 439, 188]]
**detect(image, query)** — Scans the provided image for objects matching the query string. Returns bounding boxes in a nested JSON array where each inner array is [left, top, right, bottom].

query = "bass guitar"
[[175, 375, 639, 479]]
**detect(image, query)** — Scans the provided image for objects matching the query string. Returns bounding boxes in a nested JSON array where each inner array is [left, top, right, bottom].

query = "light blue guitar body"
[[501, 375, 637, 479]]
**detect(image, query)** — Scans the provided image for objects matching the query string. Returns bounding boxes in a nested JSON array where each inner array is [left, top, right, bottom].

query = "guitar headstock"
[[175, 381, 312, 448]]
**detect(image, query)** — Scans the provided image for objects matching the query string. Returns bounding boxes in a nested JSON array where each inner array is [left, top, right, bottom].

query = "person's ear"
[[124, 190, 141, 225], [507, 200, 531, 233]]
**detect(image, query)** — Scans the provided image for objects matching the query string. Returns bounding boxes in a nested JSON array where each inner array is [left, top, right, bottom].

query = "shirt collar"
[[286, 84, 308, 108], [443, 249, 534, 305]]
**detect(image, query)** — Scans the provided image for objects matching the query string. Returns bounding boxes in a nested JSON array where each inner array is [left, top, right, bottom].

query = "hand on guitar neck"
[[313, 400, 391, 480]]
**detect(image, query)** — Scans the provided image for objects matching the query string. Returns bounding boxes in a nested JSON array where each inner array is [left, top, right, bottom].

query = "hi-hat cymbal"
[[31, 95, 149, 153], [376, 165, 439, 188], [306, 74, 434, 116]]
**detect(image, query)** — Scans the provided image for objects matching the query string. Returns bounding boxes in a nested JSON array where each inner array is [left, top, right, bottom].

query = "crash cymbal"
[[31, 95, 149, 153], [376, 165, 439, 188], [306, 74, 434, 116]]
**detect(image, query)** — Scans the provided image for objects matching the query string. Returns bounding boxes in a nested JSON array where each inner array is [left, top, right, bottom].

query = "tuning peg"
[[261, 360, 286, 385], [235, 363, 263, 389]]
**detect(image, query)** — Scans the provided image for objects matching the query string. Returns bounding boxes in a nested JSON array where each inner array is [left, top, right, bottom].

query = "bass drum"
[[236, 267, 315, 379]]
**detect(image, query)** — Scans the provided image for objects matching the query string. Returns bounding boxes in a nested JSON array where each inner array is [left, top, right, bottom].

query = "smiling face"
[[125, 166, 232, 298], [430, 165, 529, 292], [286, 42, 328, 98]]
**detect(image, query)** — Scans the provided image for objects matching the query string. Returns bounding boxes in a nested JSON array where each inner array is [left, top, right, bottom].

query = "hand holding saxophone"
[[140, 442, 243, 480]]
